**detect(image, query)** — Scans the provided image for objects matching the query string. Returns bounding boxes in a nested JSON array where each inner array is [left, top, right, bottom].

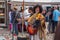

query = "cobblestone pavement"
[[46, 33, 55, 40], [0, 28, 12, 40], [0, 28, 55, 40]]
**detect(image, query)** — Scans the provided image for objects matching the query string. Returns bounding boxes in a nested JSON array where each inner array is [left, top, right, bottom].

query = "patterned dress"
[[28, 13, 46, 40]]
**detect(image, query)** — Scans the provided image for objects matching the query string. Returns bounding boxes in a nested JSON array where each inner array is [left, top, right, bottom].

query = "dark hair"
[[29, 7, 33, 11], [33, 4, 43, 13], [51, 7, 54, 12], [20, 7, 23, 12]]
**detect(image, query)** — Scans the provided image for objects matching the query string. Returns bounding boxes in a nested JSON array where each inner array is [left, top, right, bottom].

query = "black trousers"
[[52, 21, 58, 33]]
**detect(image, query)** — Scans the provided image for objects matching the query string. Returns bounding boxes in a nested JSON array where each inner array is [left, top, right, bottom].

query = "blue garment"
[[45, 16, 49, 22], [11, 11, 18, 23], [52, 10, 60, 21], [11, 11, 16, 23], [11, 11, 18, 35], [12, 23, 18, 35]]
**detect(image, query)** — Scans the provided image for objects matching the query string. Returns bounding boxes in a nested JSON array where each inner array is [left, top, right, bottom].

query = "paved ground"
[[46, 33, 55, 40], [0, 28, 55, 40], [0, 28, 12, 40]]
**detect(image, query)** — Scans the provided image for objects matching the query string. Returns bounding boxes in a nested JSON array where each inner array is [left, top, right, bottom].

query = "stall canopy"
[[11, 0, 60, 2]]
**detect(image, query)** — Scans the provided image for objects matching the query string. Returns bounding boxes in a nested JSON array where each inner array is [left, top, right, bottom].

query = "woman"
[[28, 5, 46, 40]]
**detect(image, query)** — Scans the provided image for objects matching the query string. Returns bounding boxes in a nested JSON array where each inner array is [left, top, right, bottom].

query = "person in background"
[[11, 7, 18, 35], [9, 9, 12, 23], [42, 9, 49, 34], [52, 5, 60, 33], [18, 7, 31, 32], [28, 7, 34, 40], [17, 7, 27, 33], [48, 7, 54, 33], [24, 7, 32, 29], [42, 10, 46, 17], [9, 9, 13, 32], [54, 6, 60, 40], [28, 7, 33, 16], [45, 10, 51, 34], [16, 10, 22, 32]]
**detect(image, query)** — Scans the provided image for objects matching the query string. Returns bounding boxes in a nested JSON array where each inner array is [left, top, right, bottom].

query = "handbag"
[[27, 24, 37, 35]]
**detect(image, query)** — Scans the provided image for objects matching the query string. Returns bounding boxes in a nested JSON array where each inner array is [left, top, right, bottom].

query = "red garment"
[[9, 23, 12, 30]]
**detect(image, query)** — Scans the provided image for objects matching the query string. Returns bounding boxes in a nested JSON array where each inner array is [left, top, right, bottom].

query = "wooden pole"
[[22, 0, 24, 35]]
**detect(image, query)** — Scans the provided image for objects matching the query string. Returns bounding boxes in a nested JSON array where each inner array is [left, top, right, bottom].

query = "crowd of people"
[[8, 4, 60, 40]]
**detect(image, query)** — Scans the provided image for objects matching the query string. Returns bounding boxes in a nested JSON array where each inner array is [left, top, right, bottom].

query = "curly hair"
[[33, 4, 43, 13]]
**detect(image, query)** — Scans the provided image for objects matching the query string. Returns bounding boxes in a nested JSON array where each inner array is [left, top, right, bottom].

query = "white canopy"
[[11, 0, 60, 2]]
